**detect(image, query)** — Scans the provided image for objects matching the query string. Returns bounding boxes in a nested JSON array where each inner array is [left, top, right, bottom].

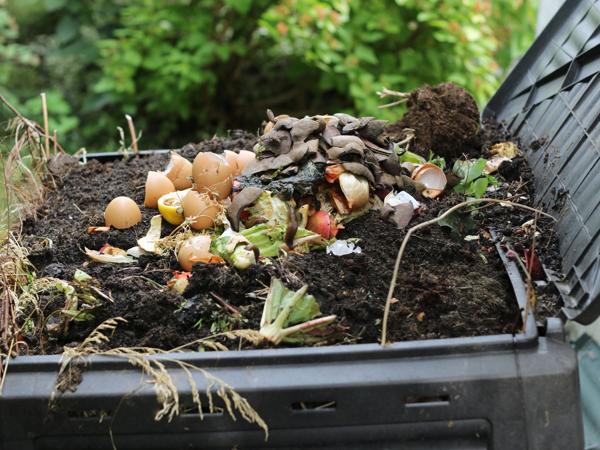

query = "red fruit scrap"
[[307, 210, 339, 239]]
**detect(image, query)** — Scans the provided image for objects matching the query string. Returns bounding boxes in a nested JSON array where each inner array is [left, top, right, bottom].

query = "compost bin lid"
[[484, 0, 600, 324]]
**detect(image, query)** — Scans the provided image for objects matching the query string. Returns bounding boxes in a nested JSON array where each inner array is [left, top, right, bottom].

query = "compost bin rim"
[[5, 329, 537, 372]]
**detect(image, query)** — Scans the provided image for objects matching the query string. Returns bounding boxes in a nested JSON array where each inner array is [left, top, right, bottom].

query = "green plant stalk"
[[276, 314, 337, 344], [260, 285, 308, 344], [260, 277, 285, 328]]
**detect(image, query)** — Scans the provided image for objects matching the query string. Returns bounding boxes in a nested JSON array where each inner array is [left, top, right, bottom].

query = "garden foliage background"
[[0, 0, 538, 152]]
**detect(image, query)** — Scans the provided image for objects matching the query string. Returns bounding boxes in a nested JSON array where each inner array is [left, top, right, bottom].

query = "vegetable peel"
[[259, 278, 337, 345]]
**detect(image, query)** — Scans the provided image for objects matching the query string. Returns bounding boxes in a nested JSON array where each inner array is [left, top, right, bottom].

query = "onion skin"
[[338, 172, 369, 210]]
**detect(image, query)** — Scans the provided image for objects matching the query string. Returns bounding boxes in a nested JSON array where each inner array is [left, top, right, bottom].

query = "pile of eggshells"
[[103, 150, 256, 267]]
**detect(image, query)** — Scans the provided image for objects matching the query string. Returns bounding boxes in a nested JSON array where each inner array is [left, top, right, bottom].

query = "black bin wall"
[[484, 0, 600, 325]]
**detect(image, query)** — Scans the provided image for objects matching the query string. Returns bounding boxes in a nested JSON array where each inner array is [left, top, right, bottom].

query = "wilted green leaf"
[[438, 210, 476, 236]]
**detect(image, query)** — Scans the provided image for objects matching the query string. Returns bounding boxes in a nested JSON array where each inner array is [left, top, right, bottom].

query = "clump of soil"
[[383, 82, 481, 159], [18, 122, 562, 354]]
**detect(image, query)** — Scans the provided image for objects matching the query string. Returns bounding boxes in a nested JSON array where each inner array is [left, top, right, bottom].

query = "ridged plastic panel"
[[484, 0, 600, 324]]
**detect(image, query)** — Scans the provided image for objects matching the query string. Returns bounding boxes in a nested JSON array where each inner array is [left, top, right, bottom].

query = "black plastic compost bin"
[[3, 1, 600, 449]]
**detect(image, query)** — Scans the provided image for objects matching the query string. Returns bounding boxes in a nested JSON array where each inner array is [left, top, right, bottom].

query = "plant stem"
[[281, 314, 336, 337], [0, 94, 65, 154], [125, 114, 139, 153], [380, 198, 556, 346], [377, 88, 410, 109], [209, 292, 241, 316], [40, 93, 50, 159]]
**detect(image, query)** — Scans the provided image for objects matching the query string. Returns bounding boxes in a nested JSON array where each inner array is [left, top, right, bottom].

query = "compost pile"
[[19, 82, 562, 353]]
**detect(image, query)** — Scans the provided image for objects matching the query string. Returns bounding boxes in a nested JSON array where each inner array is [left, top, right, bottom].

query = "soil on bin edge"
[[19, 127, 563, 355]]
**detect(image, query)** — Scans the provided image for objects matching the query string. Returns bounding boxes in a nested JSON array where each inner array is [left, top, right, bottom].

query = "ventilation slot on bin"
[[291, 400, 337, 412]]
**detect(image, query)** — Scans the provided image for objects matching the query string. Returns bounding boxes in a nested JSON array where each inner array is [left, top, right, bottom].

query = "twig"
[[53, 130, 57, 155], [209, 292, 241, 316], [377, 88, 410, 109], [522, 213, 540, 332], [380, 198, 556, 346], [125, 114, 139, 153], [378, 99, 408, 109], [377, 87, 410, 99], [0, 340, 14, 394], [40, 93, 50, 159]]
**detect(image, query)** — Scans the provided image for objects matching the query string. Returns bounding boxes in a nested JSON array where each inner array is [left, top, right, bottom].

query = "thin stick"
[[522, 213, 540, 332], [40, 93, 50, 159], [209, 292, 241, 316], [125, 114, 138, 153], [53, 130, 57, 155], [377, 87, 410, 99], [377, 87, 410, 109], [378, 99, 408, 109], [380, 198, 556, 346]]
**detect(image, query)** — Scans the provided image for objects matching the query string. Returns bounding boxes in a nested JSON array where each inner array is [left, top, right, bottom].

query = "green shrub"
[[1, 0, 537, 152]]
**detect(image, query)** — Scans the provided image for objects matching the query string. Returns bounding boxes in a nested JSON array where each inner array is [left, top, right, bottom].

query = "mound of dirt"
[[383, 82, 481, 159]]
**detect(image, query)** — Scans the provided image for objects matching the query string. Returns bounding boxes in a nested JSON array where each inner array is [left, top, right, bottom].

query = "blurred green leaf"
[[1, 0, 539, 152]]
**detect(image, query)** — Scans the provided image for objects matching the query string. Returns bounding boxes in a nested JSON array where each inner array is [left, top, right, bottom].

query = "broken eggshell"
[[182, 190, 223, 230], [236, 150, 257, 174], [411, 163, 447, 198], [224, 150, 257, 177], [192, 152, 234, 200], [384, 191, 420, 209], [338, 172, 370, 210], [86, 244, 135, 264], [326, 240, 362, 256], [164, 152, 193, 189], [177, 235, 224, 272], [104, 196, 142, 229], [144, 171, 176, 208], [224, 150, 239, 174]]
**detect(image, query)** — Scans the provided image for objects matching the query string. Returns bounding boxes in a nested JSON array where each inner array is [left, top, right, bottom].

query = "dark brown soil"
[[383, 82, 481, 159], [19, 126, 562, 354]]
